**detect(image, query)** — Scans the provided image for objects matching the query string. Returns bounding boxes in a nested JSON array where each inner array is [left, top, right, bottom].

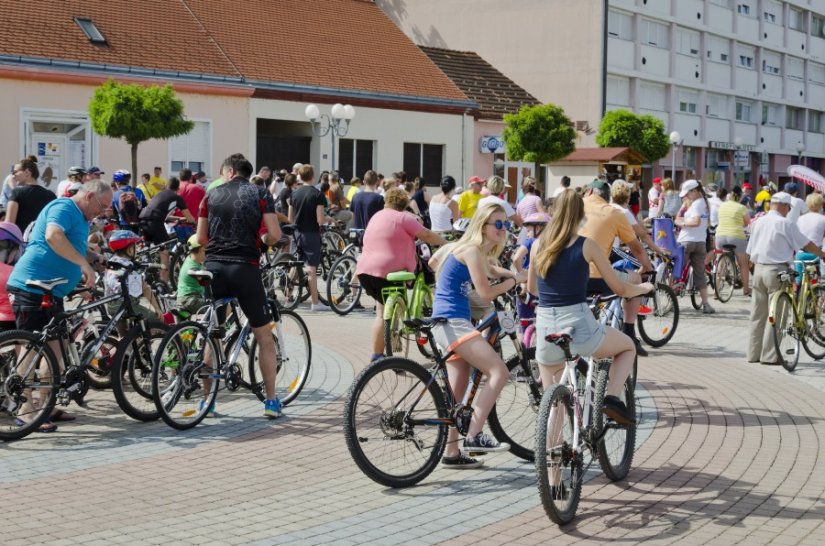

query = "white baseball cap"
[[679, 179, 700, 198], [770, 191, 792, 205]]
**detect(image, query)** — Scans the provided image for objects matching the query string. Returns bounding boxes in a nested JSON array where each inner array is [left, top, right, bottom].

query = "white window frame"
[[737, 45, 755, 69], [607, 10, 633, 41], [737, 4, 751, 17], [639, 82, 666, 111], [641, 18, 669, 49], [168, 119, 212, 178], [810, 62, 825, 85], [606, 76, 631, 106], [810, 111, 824, 134], [762, 103, 779, 126], [786, 107, 802, 130], [814, 16, 825, 39], [706, 35, 730, 64], [736, 100, 754, 122], [761, 51, 781, 75], [676, 28, 700, 57], [788, 8, 804, 31], [787, 57, 804, 81], [762, 1, 782, 25], [706, 94, 729, 118], [677, 88, 699, 114]]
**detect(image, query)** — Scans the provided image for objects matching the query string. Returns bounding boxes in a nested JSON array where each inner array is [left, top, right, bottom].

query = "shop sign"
[[480, 136, 505, 154], [708, 140, 756, 152]]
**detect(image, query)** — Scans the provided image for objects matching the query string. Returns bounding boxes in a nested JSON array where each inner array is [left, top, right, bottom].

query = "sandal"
[[15, 418, 58, 433], [50, 410, 76, 422]]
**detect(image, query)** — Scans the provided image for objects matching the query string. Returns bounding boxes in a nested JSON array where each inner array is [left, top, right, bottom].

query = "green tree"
[[595, 109, 670, 163], [503, 103, 576, 184], [88, 79, 194, 178]]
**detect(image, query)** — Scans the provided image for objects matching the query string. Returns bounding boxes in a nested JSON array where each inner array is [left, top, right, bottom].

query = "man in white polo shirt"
[[746, 192, 825, 365]]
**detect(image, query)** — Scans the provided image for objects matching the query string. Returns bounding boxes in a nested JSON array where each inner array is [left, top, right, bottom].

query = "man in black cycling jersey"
[[196, 153, 284, 418], [139, 177, 195, 283]]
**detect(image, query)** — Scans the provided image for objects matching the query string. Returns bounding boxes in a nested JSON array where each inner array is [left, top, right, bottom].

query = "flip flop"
[[50, 410, 76, 422], [15, 419, 58, 433]]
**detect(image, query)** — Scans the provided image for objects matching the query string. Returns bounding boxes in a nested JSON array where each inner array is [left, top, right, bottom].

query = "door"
[[256, 136, 311, 172], [30, 133, 67, 192]]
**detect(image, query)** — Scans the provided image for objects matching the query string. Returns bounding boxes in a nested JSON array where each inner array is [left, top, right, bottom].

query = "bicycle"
[[713, 244, 743, 303], [657, 253, 704, 310], [151, 268, 311, 430], [769, 259, 825, 371], [343, 306, 540, 487], [535, 327, 636, 525], [326, 228, 365, 315], [382, 244, 434, 358], [265, 225, 338, 310]]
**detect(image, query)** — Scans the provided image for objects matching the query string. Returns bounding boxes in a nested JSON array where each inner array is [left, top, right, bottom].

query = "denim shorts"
[[535, 302, 606, 364], [432, 318, 480, 361]]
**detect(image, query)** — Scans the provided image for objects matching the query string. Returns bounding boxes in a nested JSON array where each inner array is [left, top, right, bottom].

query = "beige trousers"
[[748, 264, 785, 363]]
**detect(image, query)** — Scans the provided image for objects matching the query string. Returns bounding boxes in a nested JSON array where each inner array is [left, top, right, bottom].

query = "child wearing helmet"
[[512, 213, 550, 335], [0, 221, 25, 331], [175, 234, 208, 315], [104, 230, 160, 321]]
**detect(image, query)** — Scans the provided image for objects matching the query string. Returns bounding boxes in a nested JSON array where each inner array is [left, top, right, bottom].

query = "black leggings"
[[204, 261, 271, 328]]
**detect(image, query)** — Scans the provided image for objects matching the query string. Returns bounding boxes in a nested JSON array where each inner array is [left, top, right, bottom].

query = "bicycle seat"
[[188, 270, 214, 286], [403, 317, 447, 331], [546, 326, 575, 345], [387, 271, 416, 282], [722, 244, 737, 251], [25, 278, 69, 292]]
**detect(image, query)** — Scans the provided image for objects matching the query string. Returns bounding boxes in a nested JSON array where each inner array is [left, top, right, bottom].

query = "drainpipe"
[[462, 109, 471, 185]]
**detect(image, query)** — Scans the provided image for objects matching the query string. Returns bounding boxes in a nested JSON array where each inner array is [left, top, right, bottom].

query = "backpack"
[[119, 189, 141, 225]]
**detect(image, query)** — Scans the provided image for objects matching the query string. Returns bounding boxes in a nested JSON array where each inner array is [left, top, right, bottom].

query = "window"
[[738, 55, 754, 68], [814, 16, 825, 39], [787, 57, 804, 81], [761, 51, 781, 75], [706, 94, 729, 118], [607, 10, 633, 41], [641, 19, 669, 49], [683, 147, 697, 170], [403, 143, 444, 184], [639, 82, 666, 110], [74, 17, 107, 44], [786, 107, 802, 130], [706, 35, 730, 64], [762, 103, 779, 125], [338, 139, 375, 182], [678, 88, 699, 114], [788, 8, 805, 31], [737, 45, 755, 69], [736, 100, 753, 122], [763, 1, 781, 25], [810, 112, 824, 134], [737, 4, 751, 16], [710, 0, 731, 7], [810, 63, 825, 85], [705, 149, 725, 169], [606, 76, 631, 105], [170, 120, 210, 176], [675, 28, 700, 57]]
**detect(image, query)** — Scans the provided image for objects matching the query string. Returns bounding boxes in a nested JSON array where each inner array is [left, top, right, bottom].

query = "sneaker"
[[310, 303, 331, 312], [638, 304, 653, 316], [702, 303, 716, 314], [602, 395, 636, 426], [463, 432, 510, 453], [633, 338, 648, 358], [263, 397, 283, 419], [441, 453, 484, 469], [199, 399, 217, 418]]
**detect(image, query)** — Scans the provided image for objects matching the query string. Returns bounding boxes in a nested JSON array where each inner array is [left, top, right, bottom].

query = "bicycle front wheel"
[[535, 384, 583, 525], [714, 254, 736, 303], [488, 348, 543, 461], [802, 285, 825, 360], [637, 283, 679, 348], [343, 357, 448, 488], [771, 292, 800, 371], [327, 254, 362, 316], [384, 296, 410, 358], [248, 309, 312, 405], [111, 321, 167, 422], [152, 321, 220, 430], [268, 254, 304, 311], [0, 331, 61, 441], [593, 364, 636, 481]]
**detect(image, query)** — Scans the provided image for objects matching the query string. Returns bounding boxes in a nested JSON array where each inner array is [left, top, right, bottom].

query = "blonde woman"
[[430, 202, 526, 467], [658, 178, 681, 218], [528, 190, 652, 426]]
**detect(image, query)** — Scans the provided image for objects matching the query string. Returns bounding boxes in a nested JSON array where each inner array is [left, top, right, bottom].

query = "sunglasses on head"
[[486, 219, 512, 231]]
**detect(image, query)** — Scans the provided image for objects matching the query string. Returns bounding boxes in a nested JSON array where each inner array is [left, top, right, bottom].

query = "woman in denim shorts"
[[527, 190, 653, 426]]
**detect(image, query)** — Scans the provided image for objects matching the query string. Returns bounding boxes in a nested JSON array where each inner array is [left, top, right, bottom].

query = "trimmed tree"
[[89, 79, 194, 178], [503, 103, 576, 185], [595, 109, 670, 164]]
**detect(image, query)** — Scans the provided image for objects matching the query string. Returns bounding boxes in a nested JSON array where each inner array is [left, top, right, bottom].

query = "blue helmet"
[[113, 169, 131, 184]]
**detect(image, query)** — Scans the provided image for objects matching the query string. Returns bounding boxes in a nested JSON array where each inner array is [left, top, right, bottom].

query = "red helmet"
[[108, 230, 141, 252]]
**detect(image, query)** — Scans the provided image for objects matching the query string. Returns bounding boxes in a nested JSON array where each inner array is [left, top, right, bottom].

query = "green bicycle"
[[770, 258, 825, 372], [382, 263, 435, 359]]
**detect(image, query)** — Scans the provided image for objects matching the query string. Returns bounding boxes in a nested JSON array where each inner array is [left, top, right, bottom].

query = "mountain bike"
[[769, 259, 825, 371], [326, 228, 365, 315], [713, 244, 742, 303]]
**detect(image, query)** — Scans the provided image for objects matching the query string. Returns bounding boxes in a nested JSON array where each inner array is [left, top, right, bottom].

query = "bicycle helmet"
[[452, 218, 471, 233], [523, 213, 551, 225], [0, 221, 24, 246], [67, 166, 86, 178], [112, 169, 131, 184], [108, 230, 141, 251]]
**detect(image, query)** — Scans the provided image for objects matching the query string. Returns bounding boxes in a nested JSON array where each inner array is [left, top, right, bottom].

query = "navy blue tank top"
[[537, 236, 589, 307]]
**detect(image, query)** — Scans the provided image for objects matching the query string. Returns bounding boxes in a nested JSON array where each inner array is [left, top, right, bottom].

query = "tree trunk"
[[131, 142, 139, 185], [535, 160, 545, 195]]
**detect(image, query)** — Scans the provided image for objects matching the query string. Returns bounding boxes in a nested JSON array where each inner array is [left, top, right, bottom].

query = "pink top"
[[356, 209, 424, 278], [0, 263, 15, 322], [517, 194, 542, 218]]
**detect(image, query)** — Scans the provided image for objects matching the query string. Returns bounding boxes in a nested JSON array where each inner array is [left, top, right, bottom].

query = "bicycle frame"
[[381, 271, 431, 324]]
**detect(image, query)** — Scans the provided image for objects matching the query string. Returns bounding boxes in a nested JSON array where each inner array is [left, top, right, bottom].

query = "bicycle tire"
[[805, 285, 825, 348], [82, 333, 119, 390], [713, 253, 736, 303], [637, 283, 679, 348], [327, 254, 362, 316], [269, 254, 304, 311], [152, 321, 220, 430], [384, 296, 410, 358], [801, 286, 825, 360], [248, 309, 312, 405], [169, 243, 187, 288], [771, 292, 800, 372], [488, 347, 543, 461], [343, 357, 448, 488], [592, 364, 636, 481], [0, 330, 61, 441], [111, 320, 167, 422], [535, 384, 583, 525], [414, 290, 435, 359], [687, 267, 702, 310]]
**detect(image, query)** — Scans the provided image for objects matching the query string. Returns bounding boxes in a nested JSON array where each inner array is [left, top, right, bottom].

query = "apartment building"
[[379, 0, 825, 188]]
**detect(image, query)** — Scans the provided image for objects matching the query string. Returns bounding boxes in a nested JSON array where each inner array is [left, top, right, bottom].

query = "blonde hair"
[[384, 188, 409, 211], [382, 177, 396, 193], [437, 202, 505, 278], [534, 189, 584, 276], [486, 175, 506, 195], [807, 192, 823, 213], [611, 182, 631, 206], [662, 178, 674, 192]]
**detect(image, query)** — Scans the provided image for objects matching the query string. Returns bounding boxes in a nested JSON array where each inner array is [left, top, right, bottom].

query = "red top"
[[178, 182, 206, 217]]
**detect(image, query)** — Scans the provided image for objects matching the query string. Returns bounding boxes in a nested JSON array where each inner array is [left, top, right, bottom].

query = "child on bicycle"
[[175, 234, 209, 316], [511, 213, 550, 337], [104, 230, 162, 327], [430, 202, 527, 468]]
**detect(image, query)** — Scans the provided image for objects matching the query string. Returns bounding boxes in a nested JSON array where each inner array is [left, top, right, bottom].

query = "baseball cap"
[[653, 177, 662, 185], [468, 175, 484, 185], [742, 183, 753, 190], [771, 192, 792, 205], [679, 179, 700, 198], [785, 181, 799, 193], [590, 179, 609, 192], [187, 234, 203, 251], [87, 166, 104, 175]]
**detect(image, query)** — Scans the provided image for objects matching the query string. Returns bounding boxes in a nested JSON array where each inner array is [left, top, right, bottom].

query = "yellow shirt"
[[346, 185, 360, 204], [142, 176, 167, 199], [716, 201, 748, 239], [457, 191, 483, 219], [754, 189, 771, 211]]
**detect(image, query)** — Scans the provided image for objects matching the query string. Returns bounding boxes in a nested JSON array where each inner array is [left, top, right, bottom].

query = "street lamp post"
[[796, 141, 806, 166], [669, 131, 681, 183], [733, 137, 744, 186], [304, 103, 356, 172]]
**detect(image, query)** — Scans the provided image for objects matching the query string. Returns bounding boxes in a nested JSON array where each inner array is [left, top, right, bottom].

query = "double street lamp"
[[304, 103, 356, 172], [669, 131, 681, 182]]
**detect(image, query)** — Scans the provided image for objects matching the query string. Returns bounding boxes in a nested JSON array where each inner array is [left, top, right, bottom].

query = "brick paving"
[[2, 294, 825, 545]]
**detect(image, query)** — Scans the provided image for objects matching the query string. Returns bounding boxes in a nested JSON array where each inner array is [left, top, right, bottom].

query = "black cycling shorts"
[[140, 221, 172, 245], [358, 273, 393, 305], [204, 261, 271, 328]]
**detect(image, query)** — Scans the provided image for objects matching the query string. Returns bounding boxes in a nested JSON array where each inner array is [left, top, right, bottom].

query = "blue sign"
[[38, 142, 45, 156], [480, 136, 505, 154]]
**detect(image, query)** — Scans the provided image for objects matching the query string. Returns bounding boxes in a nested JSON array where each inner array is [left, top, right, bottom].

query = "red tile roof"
[[0, 0, 470, 106], [556, 147, 646, 163]]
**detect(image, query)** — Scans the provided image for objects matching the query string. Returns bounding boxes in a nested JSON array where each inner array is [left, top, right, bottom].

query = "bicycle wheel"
[[687, 267, 702, 310], [0, 331, 61, 441], [637, 283, 679, 348], [415, 289, 435, 359], [535, 384, 583, 525], [384, 296, 410, 358], [327, 254, 362, 316], [268, 254, 304, 310], [488, 347, 543, 461], [343, 357, 448, 488], [592, 364, 636, 481], [169, 244, 186, 288], [248, 309, 312, 405], [801, 286, 825, 360], [714, 254, 736, 303], [771, 292, 800, 372], [111, 321, 167, 422], [152, 321, 220, 430], [82, 333, 119, 390], [805, 285, 825, 347]]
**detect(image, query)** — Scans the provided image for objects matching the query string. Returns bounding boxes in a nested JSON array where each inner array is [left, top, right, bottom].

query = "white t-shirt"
[[797, 212, 825, 248], [677, 198, 709, 244], [787, 196, 809, 224], [708, 194, 723, 227], [104, 256, 143, 299], [648, 187, 661, 211], [478, 195, 516, 218], [611, 203, 637, 248]]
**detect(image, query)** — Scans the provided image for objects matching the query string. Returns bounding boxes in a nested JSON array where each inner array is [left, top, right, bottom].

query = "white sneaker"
[[310, 303, 331, 312]]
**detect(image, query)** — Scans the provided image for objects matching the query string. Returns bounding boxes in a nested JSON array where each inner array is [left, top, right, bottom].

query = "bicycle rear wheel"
[[488, 348, 543, 461], [327, 254, 362, 316], [343, 357, 448, 488], [111, 321, 167, 422], [771, 292, 800, 371], [714, 253, 736, 303], [801, 286, 825, 360], [267, 254, 305, 311], [593, 364, 636, 481], [415, 290, 435, 359], [535, 384, 583, 525], [687, 267, 702, 310], [152, 321, 220, 430], [248, 309, 312, 405], [638, 283, 679, 348], [0, 331, 61, 441], [384, 296, 410, 358]]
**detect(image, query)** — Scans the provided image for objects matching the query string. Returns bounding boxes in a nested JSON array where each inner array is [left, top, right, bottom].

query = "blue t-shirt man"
[[9, 198, 89, 298], [351, 191, 384, 230]]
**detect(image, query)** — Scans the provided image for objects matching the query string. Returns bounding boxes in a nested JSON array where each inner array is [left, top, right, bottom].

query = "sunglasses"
[[486, 220, 512, 231]]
